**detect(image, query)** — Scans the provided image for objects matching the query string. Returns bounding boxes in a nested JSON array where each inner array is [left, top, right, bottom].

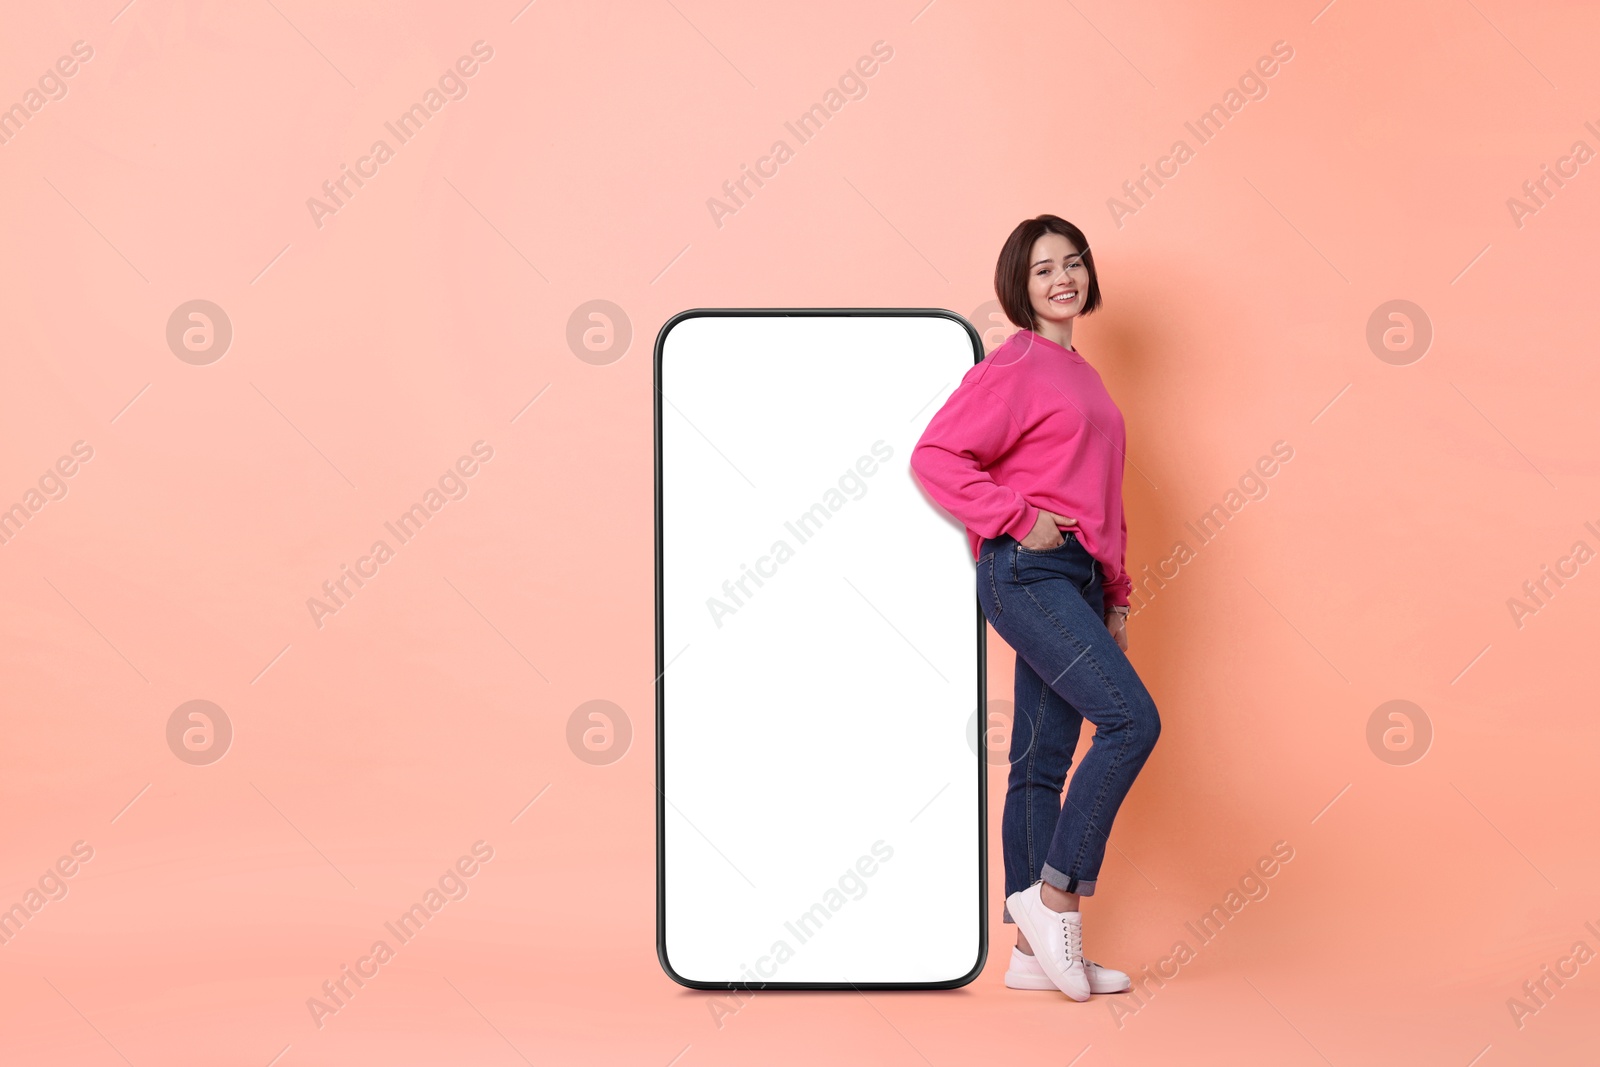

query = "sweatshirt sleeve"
[[910, 381, 1039, 543], [1104, 506, 1132, 608]]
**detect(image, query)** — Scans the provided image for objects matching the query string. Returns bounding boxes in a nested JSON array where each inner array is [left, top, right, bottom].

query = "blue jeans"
[[977, 532, 1161, 920]]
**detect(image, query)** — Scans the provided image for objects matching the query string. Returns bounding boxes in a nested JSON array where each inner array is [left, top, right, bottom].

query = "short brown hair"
[[994, 215, 1102, 329]]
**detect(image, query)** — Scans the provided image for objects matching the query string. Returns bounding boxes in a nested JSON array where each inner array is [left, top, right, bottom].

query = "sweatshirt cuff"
[[1004, 503, 1039, 543]]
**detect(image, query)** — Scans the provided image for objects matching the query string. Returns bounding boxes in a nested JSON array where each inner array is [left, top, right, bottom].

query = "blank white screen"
[[658, 311, 984, 986]]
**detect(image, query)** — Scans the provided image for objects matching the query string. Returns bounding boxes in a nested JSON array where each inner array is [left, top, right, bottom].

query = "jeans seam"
[[1022, 676, 1034, 884], [1018, 581, 1136, 886], [1019, 674, 1038, 900], [1065, 652, 1136, 881], [1026, 675, 1051, 891]]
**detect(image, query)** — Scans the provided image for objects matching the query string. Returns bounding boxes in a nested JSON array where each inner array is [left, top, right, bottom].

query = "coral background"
[[2, 0, 1597, 1063]]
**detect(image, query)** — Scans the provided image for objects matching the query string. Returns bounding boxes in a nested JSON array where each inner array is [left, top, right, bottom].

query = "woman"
[[910, 215, 1161, 1002]]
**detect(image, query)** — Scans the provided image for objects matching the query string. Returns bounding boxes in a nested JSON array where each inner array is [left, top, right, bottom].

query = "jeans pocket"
[[1015, 531, 1076, 554]]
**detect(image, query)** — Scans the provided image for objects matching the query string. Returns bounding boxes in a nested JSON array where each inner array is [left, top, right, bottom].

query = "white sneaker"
[[1004, 946, 1132, 993], [1004, 881, 1091, 1001]]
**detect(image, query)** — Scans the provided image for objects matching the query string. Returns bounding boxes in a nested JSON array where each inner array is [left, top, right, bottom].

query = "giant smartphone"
[[655, 309, 987, 990]]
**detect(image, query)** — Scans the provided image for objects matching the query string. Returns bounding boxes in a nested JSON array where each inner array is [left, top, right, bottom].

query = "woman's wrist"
[[1108, 604, 1129, 617]]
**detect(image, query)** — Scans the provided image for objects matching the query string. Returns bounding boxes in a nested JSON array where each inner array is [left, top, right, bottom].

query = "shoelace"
[[1060, 914, 1083, 964]]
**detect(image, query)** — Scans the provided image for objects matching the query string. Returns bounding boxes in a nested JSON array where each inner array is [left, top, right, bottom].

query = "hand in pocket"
[[1020, 508, 1077, 550]]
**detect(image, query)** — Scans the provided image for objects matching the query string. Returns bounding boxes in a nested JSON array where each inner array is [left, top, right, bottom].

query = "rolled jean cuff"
[[1002, 868, 1099, 923], [1043, 862, 1097, 897]]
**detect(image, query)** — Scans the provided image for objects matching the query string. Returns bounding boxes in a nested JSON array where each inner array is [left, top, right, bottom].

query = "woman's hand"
[[1020, 509, 1077, 550], [1105, 608, 1129, 651]]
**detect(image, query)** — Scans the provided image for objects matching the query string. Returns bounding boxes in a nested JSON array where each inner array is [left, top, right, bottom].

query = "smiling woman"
[[912, 214, 1161, 1002]]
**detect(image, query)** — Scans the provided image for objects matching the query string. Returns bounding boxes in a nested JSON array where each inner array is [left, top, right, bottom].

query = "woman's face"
[[1026, 232, 1089, 330]]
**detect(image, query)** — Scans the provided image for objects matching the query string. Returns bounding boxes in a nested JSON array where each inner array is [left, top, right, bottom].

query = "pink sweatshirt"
[[910, 328, 1132, 607]]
